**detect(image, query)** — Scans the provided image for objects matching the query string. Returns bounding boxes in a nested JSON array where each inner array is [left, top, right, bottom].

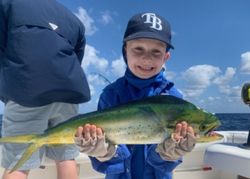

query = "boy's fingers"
[[96, 128, 103, 137], [172, 123, 182, 141], [75, 126, 83, 137], [83, 125, 91, 140], [181, 121, 187, 137], [187, 126, 195, 136], [77, 124, 103, 140], [84, 124, 91, 128], [90, 125, 97, 139], [175, 123, 182, 134]]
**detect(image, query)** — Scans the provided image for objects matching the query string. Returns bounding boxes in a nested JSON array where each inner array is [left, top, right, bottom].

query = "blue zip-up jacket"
[[90, 69, 183, 179], [0, 0, 90, 106]]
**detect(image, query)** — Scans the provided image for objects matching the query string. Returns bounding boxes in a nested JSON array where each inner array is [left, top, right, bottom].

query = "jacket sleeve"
[[0, 1, 6, 59], [146, 144, 182, 173], [89, 91, 131, 175], [89, 144, 130, 174]]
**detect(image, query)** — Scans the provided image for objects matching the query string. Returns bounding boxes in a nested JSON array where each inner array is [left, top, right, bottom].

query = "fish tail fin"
[[9, 142, 44, 173], [0, 134, 38, 144], [0, 134, 45, 172]]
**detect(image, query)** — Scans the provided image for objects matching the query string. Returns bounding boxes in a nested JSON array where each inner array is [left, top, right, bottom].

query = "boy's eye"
[[151, 52, 163, 58], [131, 48, 164, 60], [133, 48, 144, 54], [132, 48, 144, 56]]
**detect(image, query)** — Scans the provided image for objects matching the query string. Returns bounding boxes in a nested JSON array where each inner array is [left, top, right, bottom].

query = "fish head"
[[196, 111, 221, 136], [147, 95, 221, 142], [161, 99, 221, 138], [176, 104, 221, 138], [186, 108, 223, 142]]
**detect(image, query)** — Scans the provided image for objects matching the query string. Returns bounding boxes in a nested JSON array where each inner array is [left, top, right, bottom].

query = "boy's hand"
[[74, 124, 116, 162], [156, 121, 196, 161]]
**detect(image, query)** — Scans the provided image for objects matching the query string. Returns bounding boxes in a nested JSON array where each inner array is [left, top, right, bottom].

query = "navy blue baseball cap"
[[123, 12, 174, 50]]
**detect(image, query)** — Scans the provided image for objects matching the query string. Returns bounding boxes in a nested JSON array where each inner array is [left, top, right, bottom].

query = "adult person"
[[0, 0, 90, 178]]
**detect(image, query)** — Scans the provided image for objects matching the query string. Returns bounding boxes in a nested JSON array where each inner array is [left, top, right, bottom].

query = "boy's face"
[[125, 38, 170, 79]]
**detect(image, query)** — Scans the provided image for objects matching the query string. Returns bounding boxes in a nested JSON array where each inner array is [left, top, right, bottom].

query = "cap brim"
[[123, 31, 174, 49]]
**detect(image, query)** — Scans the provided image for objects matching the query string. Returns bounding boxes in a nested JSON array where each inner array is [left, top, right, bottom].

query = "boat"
[[0, 130, 249, 179]]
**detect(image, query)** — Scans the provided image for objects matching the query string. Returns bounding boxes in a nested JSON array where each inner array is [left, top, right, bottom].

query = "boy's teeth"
[[141, 67, 151, 70]]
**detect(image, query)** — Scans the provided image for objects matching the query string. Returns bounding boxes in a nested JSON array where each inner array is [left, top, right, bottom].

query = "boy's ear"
[[122, 44, 128, 63], [164, 52, 170, 62]]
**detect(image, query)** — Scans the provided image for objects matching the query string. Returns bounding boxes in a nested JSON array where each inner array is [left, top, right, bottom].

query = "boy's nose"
[[142, 51, 153, 61]]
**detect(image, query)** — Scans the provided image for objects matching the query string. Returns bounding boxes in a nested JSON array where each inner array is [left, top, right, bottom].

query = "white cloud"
[[212, 67, 240, 97], [213, 67, 236, 85], [218, 85, 241, 103], [89, 84, 95, 96], [111, 56, 126, 77], [163, 66, 176, 81], [183, 88, 205, 98], [182, 65, 221, 97], [217, 84, 241, 97], [87, 73, 111, 86], [208, 96, 221, 102], [164, 70, 176, 81], [82, 44, 109, 73], [240, 51, 250, 74], [75, 7, 97, 36], [100, 11, 113, 25]]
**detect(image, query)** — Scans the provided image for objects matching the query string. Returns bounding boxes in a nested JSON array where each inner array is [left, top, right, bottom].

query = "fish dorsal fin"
[[121, 95, 189, 107], [145, 95, 188, 105]]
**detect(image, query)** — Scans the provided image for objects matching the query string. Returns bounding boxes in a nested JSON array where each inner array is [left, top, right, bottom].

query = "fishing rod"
[[241, 82, 250, 149]]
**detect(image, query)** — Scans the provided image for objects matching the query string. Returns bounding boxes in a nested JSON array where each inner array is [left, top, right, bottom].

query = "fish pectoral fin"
[[9, 143, 43, 173], [138, 106, 164, 125]]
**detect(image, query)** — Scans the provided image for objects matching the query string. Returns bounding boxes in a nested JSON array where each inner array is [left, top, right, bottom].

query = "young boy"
[[75, 12, 196, 179]]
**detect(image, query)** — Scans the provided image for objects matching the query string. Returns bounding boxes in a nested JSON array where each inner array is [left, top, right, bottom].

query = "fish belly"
[[101, 118, 166, 144]]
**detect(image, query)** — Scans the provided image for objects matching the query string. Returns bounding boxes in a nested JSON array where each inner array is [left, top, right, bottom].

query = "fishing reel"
[[241, 82, 250, 105], [241, 82, 250, 149]]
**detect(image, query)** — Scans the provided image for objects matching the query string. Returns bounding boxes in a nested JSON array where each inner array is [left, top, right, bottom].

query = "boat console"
[[204, 141, 250, 178]]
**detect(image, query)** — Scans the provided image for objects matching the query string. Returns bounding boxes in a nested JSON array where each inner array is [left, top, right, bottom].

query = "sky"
[[1, 0, 250, 114]]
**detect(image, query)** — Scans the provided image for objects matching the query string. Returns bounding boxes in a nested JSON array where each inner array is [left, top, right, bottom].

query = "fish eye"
[[199, 124, 207, 131]]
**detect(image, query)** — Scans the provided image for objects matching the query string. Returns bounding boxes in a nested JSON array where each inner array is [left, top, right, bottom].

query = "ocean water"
[[0, 114, 249, 136], [216, 113, 250, 131]]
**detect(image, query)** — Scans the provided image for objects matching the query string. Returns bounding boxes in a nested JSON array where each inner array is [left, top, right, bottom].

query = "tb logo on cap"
[[141, 13, 162, 31]]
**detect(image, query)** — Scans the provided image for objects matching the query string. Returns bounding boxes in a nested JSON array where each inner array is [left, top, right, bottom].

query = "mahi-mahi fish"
[[0, 95, 221, 172]]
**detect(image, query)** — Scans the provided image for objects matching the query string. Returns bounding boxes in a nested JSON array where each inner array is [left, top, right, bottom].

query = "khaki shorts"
[[1, 101, 79, 170]]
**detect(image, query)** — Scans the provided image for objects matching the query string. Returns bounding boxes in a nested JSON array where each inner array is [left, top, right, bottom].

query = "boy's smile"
[[125, 38, 170, 79]]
